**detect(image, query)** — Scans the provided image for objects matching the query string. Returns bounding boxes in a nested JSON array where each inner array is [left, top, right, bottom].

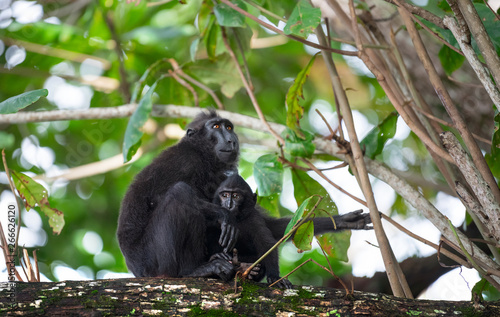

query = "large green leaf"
[[316, 231, 351, 262], [256, 192, 281, 218], [283, 0, 321, 38], [292, 168, 349, 260], [214, 0, 246, 28], [284, 196, 313, 236], [123, 81, 158, 163], [360, 112, 398, 159], [472, 278, 500, 301], [293, 220, 314, 253], [253, 154, 284, 197], [205, 16, 219, 60], [286, 53, 318, 134], [11, 170, 65, 235], [438, 44, 465, 76], [283, 127, 315, 158], [292, 169, 338, 217], [474, 3, 500, 52], [0, 89, 48, 114]]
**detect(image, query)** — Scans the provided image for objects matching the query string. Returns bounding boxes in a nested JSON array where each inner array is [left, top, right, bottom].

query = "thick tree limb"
[[443, 16, 500, 111], [440, 131, 500, 243], [0, 278, 496, 315], [455, 0, 500, 93]]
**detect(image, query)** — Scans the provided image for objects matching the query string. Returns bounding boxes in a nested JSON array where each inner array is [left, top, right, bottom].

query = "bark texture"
[[1, 277, 498, 316]]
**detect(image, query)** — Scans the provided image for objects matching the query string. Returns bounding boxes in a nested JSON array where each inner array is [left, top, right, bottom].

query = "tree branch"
[[396, 1, 500, 204], [455, 0, 500, 93], [442, 16, 500, 112]]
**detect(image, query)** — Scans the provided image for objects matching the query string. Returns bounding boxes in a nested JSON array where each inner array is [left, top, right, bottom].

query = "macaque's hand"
[[336, 209, 373, 230]]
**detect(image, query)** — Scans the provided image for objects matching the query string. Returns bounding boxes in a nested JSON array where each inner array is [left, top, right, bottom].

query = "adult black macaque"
[[117, 110, 240, 281], [212, 174, 373, 289]]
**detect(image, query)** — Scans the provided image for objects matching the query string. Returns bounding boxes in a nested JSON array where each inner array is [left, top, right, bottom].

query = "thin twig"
[[231, 28, 254, 91], [168, 69, 199, 107], [243, 0, 286, 22], [409, 13, 464, 57], [268, 259, 312, 288], [317, 242, 350, 293], [104, 14, 131, 102], [382, 0, 445, 28], [448, 220, 488, 276], [168, 59, 225, 110], [381, 214, 469, 268], [482, 0, 500, 21], [410, 104, 491, 145], [315, 109, 336, 138]]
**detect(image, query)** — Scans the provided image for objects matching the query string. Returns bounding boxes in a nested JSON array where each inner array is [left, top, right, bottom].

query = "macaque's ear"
[[253, 193, 257, 203], [186, 129, 196, 137]]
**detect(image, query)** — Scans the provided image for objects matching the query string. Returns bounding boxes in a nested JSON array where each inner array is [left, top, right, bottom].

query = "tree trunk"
[[0, 277, 497, 316]]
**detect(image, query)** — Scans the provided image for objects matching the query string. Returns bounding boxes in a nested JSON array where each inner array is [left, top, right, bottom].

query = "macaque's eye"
[[221, 192, 230, 198], [226, 125, 232, 131], [213, 124, 220, 129], [232, 193, 240, 200]]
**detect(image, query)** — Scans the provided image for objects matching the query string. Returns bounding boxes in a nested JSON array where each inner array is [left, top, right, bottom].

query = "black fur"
[[117, 110, 239, 279], [212, 174, 373, 288]]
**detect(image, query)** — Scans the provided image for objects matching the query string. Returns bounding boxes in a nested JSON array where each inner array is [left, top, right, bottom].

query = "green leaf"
[[0, 132, 15, 149], [214, 0, 246, 28], [10, 170, 65, 235], [472, 278, 500, 301], [474, 3, 500, 52], [292, 169, 338, 218], [123, 81, 158, 163], [0, 89, 48, 114], [283, 127, 315, 158], [293, 220, 314, 253], [205, 16, 218, 60], [360, 112, 398, 159], [438, 45, 465, 75], [286, 53, 318, 134], [185, 54, 243, 98], [316, 231, 351, 262], [284, 196, 313, 236], [190, 37, 201, 62], [130, 60, 164, 104], [256, 192, 281, 218], [283, 0, 321, 38], [486, 110, 500, 178], [114, 0, 148, 34], [253, 154, 284, 197]]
